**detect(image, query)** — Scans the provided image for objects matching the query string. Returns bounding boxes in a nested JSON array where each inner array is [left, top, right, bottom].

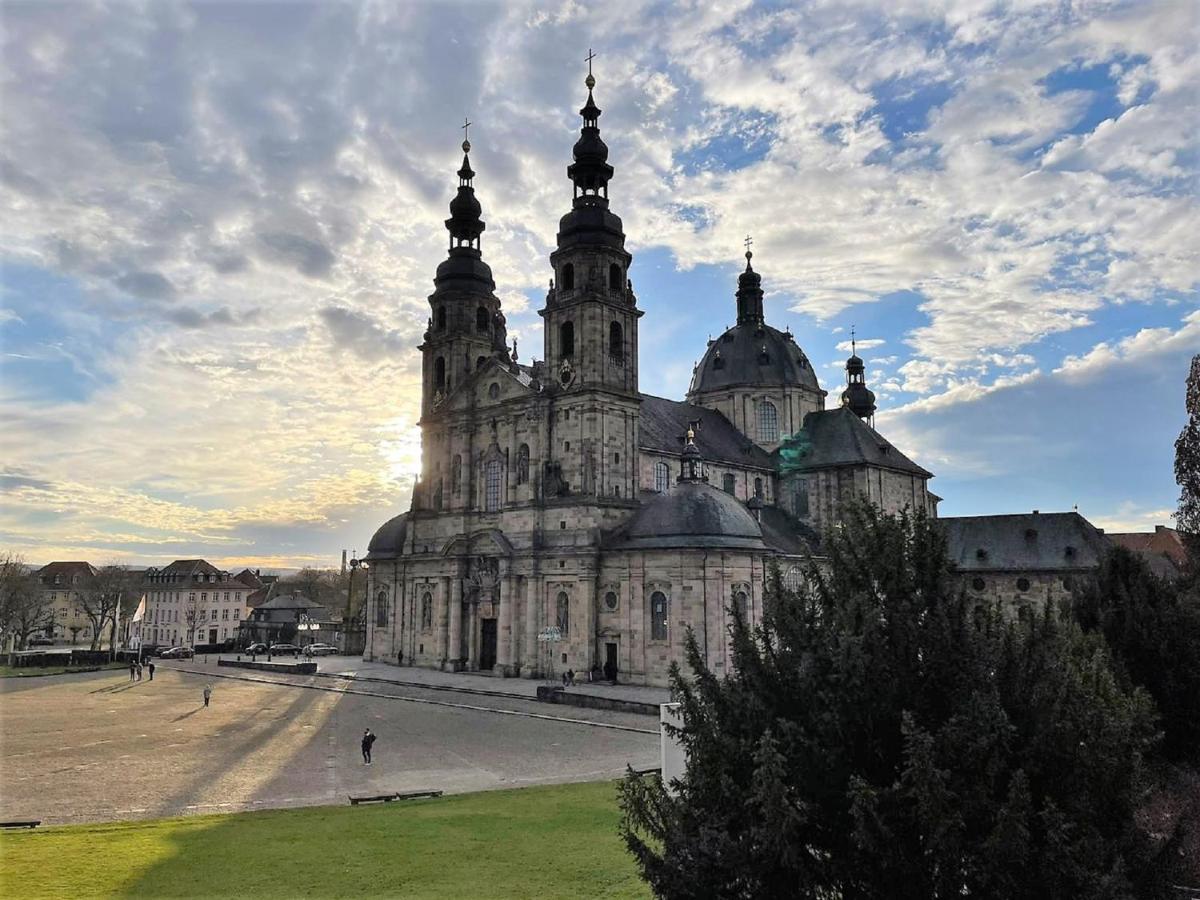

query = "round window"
[[604, 591, 618, 611], [971, 577, 986, 592], [488, 382, 500, 399], [1016, 577, 1031, 592]]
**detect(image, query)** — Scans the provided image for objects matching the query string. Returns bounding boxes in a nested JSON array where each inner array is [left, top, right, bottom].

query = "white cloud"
[[1054, 310, 1200, 383]]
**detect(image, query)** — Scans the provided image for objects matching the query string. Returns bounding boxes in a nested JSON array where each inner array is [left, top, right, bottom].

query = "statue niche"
[[465, 556, 500, 618]]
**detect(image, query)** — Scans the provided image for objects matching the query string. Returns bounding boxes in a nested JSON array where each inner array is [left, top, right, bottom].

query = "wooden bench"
[[0, 820, 40, 829], [348, 790, 443, 806]]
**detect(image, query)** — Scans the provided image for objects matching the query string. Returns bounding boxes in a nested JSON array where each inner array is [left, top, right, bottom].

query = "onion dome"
[[840, 340, 877, 422], [434, 135, 494, 293], [736, 249, 764, 325]]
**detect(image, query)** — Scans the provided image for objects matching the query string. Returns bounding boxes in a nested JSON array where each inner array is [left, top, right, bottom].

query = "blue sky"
[[1, 0, 1196, 568]]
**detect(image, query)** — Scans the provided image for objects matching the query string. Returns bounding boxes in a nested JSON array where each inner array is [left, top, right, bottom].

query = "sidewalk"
[[200, 653, 671, 708]]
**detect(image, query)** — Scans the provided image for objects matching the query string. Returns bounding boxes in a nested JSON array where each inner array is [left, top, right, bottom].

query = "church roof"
[[638, 394, 772, 469], [607, 481, 768, 551], [939, 512, 1110, 572], [689, 322, 821, 395], [779, 407, 932, 478], [756, 504, 821, 555], [365, 513, 408, 561]]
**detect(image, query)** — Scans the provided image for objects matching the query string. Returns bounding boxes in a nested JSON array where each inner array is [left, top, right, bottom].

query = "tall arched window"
[[609, 263, 621, 289], [375, 590, 388, 627], [734, 590, 749, 622], [434, 356, 446, 393], [556, 591, 570, 636], [754, 477, 764, 499], [793, 478, 809, 516], [451, 454, 462, 495], [654, 461, 670, 493], [560, 320, 575, 357], [421, 592, 433, 630], [476, 306, 490, 333], [722, 473, 736, 494], [562, 263, 575, 290], [758, 400, 779, 442], [432, 479, 444, 511], [484, 459, 502, 512], [516, 444, 530, 485], [650, 591, 668, 641], [608, 321, 623, 364], [436, 306, 446, 329]]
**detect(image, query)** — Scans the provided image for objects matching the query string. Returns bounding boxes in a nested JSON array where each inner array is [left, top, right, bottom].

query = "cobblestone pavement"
[[0, 666, 659, 825]]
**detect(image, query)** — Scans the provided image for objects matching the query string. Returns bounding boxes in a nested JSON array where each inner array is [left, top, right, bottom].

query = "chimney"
[[341, 550, 347, 575], [1032, 510, 1039, 515]]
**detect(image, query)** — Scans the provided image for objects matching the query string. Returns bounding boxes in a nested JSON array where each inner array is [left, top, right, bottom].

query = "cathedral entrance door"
[[480, 619, 497, 671]]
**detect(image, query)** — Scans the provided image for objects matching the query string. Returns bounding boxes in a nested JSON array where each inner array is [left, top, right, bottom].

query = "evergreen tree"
[[1176, 354, 1200, 570], [620, 504, 1160, 899]]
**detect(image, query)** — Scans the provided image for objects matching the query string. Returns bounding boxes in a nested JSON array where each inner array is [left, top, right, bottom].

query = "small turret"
[[840, 331, 877, 425]]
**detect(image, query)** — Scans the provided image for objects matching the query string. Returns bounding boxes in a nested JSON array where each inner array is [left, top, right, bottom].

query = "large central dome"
[[689, 322, 820, 394]]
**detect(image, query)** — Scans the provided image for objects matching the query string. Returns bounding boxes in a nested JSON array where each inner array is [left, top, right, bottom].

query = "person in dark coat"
[[129, 661, 136, 681], [147, 660, 155, 681], [361, 729, 376, 765], [203, 684, 212, 707]]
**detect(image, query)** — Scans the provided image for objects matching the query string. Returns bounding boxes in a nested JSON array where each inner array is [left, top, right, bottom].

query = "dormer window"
[[712, 351, 724, 370]]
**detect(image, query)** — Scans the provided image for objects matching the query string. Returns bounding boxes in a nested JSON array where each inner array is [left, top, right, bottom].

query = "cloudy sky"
[[1, 0, 1196, 569]]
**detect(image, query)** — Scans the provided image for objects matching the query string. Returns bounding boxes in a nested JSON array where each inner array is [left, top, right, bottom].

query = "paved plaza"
[[0, 666, 659, 825]]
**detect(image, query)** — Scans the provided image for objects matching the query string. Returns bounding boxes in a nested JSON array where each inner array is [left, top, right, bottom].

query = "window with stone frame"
[[754, 477, 764, 499], [516, 444, 530, 484], [484, 459, 502, 512], [609, 320, 624, 364], [560, 320, 575, 357], [421, 593, 433, 631], [722, 472, 736, 494], [734, 590, 749, 622], [758, 400, 779, 442], [609, 263, 621, 290], [434, 356, 446, 392], [561, 263, 575, 290], [556, 591, 570, 636], [376, 590, 388, 627], [451, 454, 462, 495], [476, 306, 490, 333], [793, 478, 809, 516], [650, 591, 669, 641], [433, 479, 444, 511], [654, 461, 670, 493]]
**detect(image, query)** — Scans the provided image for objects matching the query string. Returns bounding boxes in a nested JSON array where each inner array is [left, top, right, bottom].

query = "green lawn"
[[0, 781, 651, 899], [0, 661, 127, 678]]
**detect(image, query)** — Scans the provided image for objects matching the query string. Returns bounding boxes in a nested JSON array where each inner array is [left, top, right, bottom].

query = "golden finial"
[[585, 48, 596, 89], [686, 425, 695, 443], [461, 117, 472, 154]]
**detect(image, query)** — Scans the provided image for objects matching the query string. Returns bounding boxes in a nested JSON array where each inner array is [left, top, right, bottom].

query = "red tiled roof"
[[1108, 526, 1187, 566]]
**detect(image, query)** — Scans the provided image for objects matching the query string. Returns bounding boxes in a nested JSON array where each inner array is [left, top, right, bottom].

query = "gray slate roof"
[[365, 513, 409, 560], [939, 512, 1110, 572], [639, 394, 772, 469], [779, 407, 932, 478], [757, 504, 820, 556], [607, 482, 768, 551], [688, 322, 821, 394]]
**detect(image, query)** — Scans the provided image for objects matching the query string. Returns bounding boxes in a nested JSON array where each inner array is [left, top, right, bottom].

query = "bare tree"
[[183, 591, 200, 647], [0, 552, 53, 660], [78, 563, 128, 651]]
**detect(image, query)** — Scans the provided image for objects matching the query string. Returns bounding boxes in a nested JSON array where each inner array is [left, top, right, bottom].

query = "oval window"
[[604, 591, 618, 611], [488, 382, 500, 400], [971, 577, 985, 592], [1016, 577, 1031, 592]]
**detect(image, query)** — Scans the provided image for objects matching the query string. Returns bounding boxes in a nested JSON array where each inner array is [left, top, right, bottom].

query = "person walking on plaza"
[[203, 683, 212, 707], [129, 660, 136, 681], [147, 660, 155, 681], [361, 729, 376, 765]]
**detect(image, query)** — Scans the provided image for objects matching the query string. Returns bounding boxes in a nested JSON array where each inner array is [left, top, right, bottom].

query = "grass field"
[[0, 661, 127, 678], [0, 780, 651, 899]]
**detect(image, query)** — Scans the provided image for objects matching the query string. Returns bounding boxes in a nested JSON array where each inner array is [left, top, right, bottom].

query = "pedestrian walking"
[[203, 683, 212, 707], [147, 660, 155, 681], [136, 662, 143, 681], [361, 729, 376, 765], [129, 661, 136, 681]]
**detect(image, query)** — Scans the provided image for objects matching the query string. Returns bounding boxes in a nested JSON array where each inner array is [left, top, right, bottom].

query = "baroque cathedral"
[[362, 67, 938, 686]]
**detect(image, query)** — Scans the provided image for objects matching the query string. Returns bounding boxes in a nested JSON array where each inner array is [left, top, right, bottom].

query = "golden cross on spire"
[[462, 117, 471, 141], [851, 325, 856, 354], [586, 48, 596, 75], [744, 234, 753, 253]]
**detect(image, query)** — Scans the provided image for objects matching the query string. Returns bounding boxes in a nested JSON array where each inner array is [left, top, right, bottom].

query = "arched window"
[[432, 479, 444, 511], [650, 591, 668, 641], [421, 592, 433, 631], [654, 461, 670, 493], [556, 591, 570, 636], [609, 263, 621, 290], [375, 590, 388, 627], [754, 477, 764, 499], [434, 356, 446, 393], [516, 444, 530, 485], [793, 478, 809, 516], [562, 263, 575, 290], [484, 459, 502, 512], [783, 566, 806, 593], [451, 454, 462, 495], [734, 590, 749, 622], [436, 306, 446, 330], [609, 321, 623, 364], [722, 473, 735, 494], [477, 356, 487, 370], [476, 306, 490, 333], [560, 320, 575, 357], [758, 400, 779, 442]]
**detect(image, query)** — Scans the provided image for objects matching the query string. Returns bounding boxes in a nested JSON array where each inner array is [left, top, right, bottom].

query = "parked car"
[[245, 643, 268, 655], [159, 646, 194, 659], [28, 637, 55, 647], [269, 644, 300, 656], [304, 643, 337, 657]]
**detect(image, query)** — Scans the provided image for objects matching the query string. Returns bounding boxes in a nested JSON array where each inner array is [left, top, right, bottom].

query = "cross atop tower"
[[586, 48, 596, 76], [461, 116, 471, 147], [850, 325, 856, 355], [743, 234, 753, 253]]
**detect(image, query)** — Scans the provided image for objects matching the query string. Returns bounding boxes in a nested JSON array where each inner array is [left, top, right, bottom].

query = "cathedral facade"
[[362, 69, 938, 687]]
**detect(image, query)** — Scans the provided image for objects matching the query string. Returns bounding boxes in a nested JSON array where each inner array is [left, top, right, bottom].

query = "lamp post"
[[345, 556, 368, 655]]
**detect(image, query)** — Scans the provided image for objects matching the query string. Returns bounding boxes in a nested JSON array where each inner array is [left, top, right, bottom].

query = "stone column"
[[509, 574, 523, 673], [497, 562, 514, 676], [436, 577, 449, 665], [521, 577, 539, 678], [467, 602, 478, 670], [446, 573, 462, 672]]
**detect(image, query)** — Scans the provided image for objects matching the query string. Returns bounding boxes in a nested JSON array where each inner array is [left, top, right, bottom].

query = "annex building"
[[361, 67, 939, 686]]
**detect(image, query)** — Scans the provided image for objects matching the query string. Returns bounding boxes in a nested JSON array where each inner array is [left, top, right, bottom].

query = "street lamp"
[[346, 556, 368, 654]]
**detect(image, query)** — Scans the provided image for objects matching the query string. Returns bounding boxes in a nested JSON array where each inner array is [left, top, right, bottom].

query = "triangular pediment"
[[433, 356, 538, 417]]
